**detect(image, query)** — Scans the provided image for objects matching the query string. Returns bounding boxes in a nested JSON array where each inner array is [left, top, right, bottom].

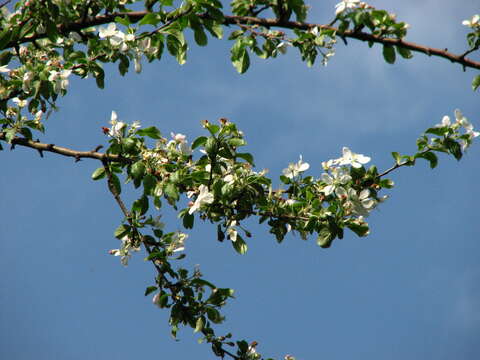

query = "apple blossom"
[[188, 185, 214, 214], [462, 14, 480, 28], [108, 111, 126, 138], [335, 0, 360, 16], [320, 167, 351, 196], [283, 155, 310, 178], [48, 69, 72, 93], [12, 97, 27, 108], [335, 147, 371, 168]]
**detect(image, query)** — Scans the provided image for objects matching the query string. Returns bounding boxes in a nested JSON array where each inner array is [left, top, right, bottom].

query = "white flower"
[[282, 155, 310, 178], [171, 132, 187, 143], [109, 236, 140, 266], [335, 147, 371, 168], [131, 120, 141, 131], [152, 293, 162, 307], [436, 115, 451, 127], [108, 110, 126, 138], [134, 54, 142, 73], [48, 69, 72, 93], [276, 42, 289, 54], [320, 167, 351, 195], [99, 23, 133, 51], [337, 187, 376, 216], [189, 184, 214, 214], [462, 14, 480, 28], [0, 65, 10, 73], [22, 71, 34, 92], [12, 97, 27, 108], [34, 110, 43, 122], [227, 220, 238, 242], [335, 0, 360, 15], [99, 23, 119, 39], [168, 232, 187, 253]]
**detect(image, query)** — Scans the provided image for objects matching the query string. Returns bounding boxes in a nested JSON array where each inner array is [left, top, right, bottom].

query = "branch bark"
[[4, 11, 480, 71], [0, 133, 130, 163]]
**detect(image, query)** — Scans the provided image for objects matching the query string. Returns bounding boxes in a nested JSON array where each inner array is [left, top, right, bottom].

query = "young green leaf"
[[382, 45, 396, 64]]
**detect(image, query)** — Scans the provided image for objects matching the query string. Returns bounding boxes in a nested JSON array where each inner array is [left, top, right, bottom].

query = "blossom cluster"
[[434, 109, 479, 151]]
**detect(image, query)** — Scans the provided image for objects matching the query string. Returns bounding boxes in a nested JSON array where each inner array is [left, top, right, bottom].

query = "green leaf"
[[415, 151, 438, 169], [193, 27, 208, 46], [194, 317, 204, 333], [396, 46, 413, 59], [131, 161, 146, 180], [232, 48, 250, 74], [114, 16, 131, 26], [425, 127, 447, 136], [232, 234, 248, 254], [391, 151, 401, 165], [94, 66, 105, 89], [183, 212, 194, 229], [143, 174, 156, 195], [136, 126, 162, 139], [217, 224, 225, 242], [444, 138, 462, 160], [236, 152, 254, 165], [154, 196, 162, 210], [191, 136, 208, 149], [165, 182, 179, 201], [91, 167, 106, 180], [228, 138, 246, 147], [382, 45, 396, 64], [144, 286, 158, 296], [132, 195, 149, 216], [317, 227, 334, 248], [347, 221, 369, 237], [0, 29, 12, 50], [472, 75, 480, 91], [114, 224, 130, 239], [139, 13, 160, 26], [111, 174, 122, 194]]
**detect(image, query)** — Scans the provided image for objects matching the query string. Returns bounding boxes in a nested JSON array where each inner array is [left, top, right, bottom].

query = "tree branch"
[[3, 12, 480, 71], [0, 133, 130, 163]]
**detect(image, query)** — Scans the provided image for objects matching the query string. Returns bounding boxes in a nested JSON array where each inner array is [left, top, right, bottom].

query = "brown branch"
[[3, 11, 479, 71], [0, 133, 130, 163]]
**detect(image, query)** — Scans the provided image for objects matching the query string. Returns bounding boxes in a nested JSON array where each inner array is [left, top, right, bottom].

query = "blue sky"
[[1, 1, 479, 359]]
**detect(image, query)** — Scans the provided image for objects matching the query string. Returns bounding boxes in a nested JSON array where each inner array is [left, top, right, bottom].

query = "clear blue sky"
[[1, 1, 479, 359]]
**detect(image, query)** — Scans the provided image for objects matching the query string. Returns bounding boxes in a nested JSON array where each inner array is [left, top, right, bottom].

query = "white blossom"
[[276, 42, 289, 54], [436, 115, 451, 127], [152, 293, 162, 308], [337, 187, 376, 217], [320, 167, 351, 195], [335, 147, 371, 168], [34, 110, 43, 122], [189, 185, 214, 214], [99, 23, 134, 52], [168, 232, 187, 253], [0, 65, 10, 73], [282, 155, 310, 178], [227, 220, 238, 242], [12, 97, 27, 108], [48, 69, 72, 93], [462, 14, 480, 28], [22, 71, 34, 92], [109, 236, 140, 266], [335, 0, 360, 15], [108, 110, 126, 138]]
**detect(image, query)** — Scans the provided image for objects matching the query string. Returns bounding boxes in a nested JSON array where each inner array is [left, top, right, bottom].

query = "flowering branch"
[[3, 12, 480, 71]]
